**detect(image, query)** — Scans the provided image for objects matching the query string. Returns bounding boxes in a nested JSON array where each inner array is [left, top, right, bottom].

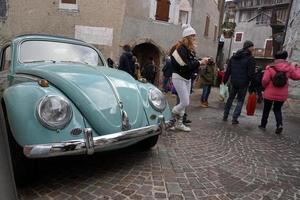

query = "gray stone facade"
[[0, 0, 222, 66], [284, 0, 300, 99], [222, 0, 290, 67], [0, 0, 126, 60]]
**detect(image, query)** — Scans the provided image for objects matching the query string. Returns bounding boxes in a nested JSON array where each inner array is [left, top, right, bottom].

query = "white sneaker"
[[175, 124, 191, 132]]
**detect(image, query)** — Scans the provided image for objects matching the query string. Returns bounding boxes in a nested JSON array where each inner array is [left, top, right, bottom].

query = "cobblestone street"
[[19, 89, 300, 200]]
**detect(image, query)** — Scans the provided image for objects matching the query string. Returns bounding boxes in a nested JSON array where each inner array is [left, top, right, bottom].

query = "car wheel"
[[139, 135, 159, 150], [1, 104, 37, 186]]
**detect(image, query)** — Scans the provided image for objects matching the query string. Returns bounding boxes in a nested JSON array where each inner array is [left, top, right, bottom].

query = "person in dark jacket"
[[162, 56, 173, 93], [169, 24, 209, 132], [223, 40, 256, 124], [200, 58, 215, 107], [118, 44, 135, 76], [142, 57, 157, 84]]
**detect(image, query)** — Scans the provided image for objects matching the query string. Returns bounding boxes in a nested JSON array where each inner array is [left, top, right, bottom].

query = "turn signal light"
[[38, 79, 49, 87]]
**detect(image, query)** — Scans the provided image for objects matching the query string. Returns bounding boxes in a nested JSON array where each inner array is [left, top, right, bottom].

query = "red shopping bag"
[[246, 93, 257, 116]]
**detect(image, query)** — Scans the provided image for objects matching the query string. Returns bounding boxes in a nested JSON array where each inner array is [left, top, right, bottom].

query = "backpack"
[[271, 67, 287, 87]]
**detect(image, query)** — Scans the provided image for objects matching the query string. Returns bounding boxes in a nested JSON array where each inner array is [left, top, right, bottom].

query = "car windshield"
[[19, 40, 103, 66]]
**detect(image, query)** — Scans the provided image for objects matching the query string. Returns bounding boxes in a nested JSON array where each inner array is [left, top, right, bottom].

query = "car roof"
[[12, 34, 87, 45]]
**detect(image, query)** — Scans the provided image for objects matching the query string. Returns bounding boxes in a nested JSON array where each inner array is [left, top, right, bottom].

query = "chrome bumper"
[[24, 116, 167, 158]]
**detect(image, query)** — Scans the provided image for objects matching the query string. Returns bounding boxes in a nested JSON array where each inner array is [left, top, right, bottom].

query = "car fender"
[[3, 82, 86, 146], [137, 82, 172, 125]]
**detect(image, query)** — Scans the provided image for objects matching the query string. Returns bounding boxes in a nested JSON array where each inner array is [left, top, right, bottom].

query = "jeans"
[[201, 84, 211, 102], [162, 76, 170, 92], [223, 86, 248, 120], [260, 99, 284, 128]]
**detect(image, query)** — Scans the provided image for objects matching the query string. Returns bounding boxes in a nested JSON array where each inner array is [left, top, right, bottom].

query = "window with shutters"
[[0, 0, 7, 19], [155, 0, 171, 22], [59, 0, 78, 10], [204, 15, 210, 37], [235, 32, 243, 42]]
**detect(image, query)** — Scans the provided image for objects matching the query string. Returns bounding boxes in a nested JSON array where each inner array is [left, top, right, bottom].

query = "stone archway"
[[131, 39, 165, 86]]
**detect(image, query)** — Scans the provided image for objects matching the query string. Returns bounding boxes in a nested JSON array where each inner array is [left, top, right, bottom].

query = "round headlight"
[[37, 95, 72, 130], [148, 88, 167, 112]]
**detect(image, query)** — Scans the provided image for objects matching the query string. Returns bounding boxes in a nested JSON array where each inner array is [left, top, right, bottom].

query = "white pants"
[[172, 76, 191, 116]]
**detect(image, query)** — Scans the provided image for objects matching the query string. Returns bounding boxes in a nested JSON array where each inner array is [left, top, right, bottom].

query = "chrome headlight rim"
[[36, 95, 73, 130], [148, 88, 167, 112]]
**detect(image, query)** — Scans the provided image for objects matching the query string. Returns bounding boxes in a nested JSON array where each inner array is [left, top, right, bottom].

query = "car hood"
[[16, 64, 147, 135]]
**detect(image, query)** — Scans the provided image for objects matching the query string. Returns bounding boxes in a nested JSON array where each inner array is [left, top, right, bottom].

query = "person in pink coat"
[[258, 51, 300, 134]]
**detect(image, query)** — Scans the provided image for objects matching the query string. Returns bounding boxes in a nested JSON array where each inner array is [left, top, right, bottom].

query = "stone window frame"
[[149, 0, 192, 25], [178, 0, 192, 25], [59, 0, 79, 11]]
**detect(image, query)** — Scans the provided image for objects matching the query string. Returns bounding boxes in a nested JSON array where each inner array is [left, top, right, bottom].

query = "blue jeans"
[[223, 86, 248, 120], [201, 84, 211, 102]]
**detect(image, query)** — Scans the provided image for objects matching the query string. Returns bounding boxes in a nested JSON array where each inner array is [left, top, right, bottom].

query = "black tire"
[[1, 103, 36, 186], [139, 135, 159, 151]]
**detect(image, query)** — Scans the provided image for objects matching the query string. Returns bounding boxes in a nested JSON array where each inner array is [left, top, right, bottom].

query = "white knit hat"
[[182, 24, 196, 38]]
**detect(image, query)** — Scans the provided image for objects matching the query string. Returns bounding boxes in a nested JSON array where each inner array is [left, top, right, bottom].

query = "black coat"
[[224, 49, 256, 88], [171, 44, 200, 80], [142, 62, 156, 84], [249, 70, 263, 93], [118, 52, 134, 76]]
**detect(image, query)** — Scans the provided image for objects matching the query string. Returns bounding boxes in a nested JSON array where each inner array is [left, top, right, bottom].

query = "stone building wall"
[[284, 0, 300, 99], [0, 0, 126, 59]]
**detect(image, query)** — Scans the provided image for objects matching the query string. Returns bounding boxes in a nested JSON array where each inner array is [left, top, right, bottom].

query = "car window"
[[19, 41, 104, 66], [1, 46, 11, 71]]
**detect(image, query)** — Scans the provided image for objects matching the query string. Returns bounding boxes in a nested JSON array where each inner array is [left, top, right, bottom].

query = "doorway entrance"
[[132, 42, 163, 86]]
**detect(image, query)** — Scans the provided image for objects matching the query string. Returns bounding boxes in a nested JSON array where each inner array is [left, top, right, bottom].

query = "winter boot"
[[175, 115, 191, 132]]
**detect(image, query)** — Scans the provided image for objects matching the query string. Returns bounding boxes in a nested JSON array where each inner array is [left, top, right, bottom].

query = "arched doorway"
[[132, 42, 164, 86]]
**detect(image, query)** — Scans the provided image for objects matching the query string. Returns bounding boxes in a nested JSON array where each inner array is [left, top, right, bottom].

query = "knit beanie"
[[243, 40, 254, 49], [182, 24, 196, 38]]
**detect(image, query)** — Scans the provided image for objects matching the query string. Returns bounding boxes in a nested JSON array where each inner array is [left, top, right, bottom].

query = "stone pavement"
[[18, 88, 300, 200]]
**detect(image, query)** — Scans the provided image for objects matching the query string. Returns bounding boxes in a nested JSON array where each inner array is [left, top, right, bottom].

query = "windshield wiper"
[[23, 60, 56, 63]]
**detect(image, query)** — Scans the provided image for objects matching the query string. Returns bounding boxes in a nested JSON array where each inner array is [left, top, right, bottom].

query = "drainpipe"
[[227, 35, 234, 61], [0, 108, 18, 200], [282, 0, 294, 49]]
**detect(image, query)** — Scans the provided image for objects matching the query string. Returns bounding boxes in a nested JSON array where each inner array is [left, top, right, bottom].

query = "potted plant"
[[221, 22, 236, 38], [222, 29, 235, 38]]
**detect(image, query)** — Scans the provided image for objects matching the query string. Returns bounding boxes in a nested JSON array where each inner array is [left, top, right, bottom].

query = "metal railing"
[[237, 0, 290, 9]]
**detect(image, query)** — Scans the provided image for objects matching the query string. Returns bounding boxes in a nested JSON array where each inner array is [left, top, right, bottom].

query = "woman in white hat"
[[169, 24, 208, 132]]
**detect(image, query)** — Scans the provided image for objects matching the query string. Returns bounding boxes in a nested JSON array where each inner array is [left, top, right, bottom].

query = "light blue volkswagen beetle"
[[0, 34, 172, 183]]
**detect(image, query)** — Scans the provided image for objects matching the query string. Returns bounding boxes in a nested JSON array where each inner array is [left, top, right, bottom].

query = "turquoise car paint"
[[137, 82, 172, 125], [0, 34, 171, 155], [3, 82, 85, 146], [16, 64, 148, 134], [99, 67, 149, 128]]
